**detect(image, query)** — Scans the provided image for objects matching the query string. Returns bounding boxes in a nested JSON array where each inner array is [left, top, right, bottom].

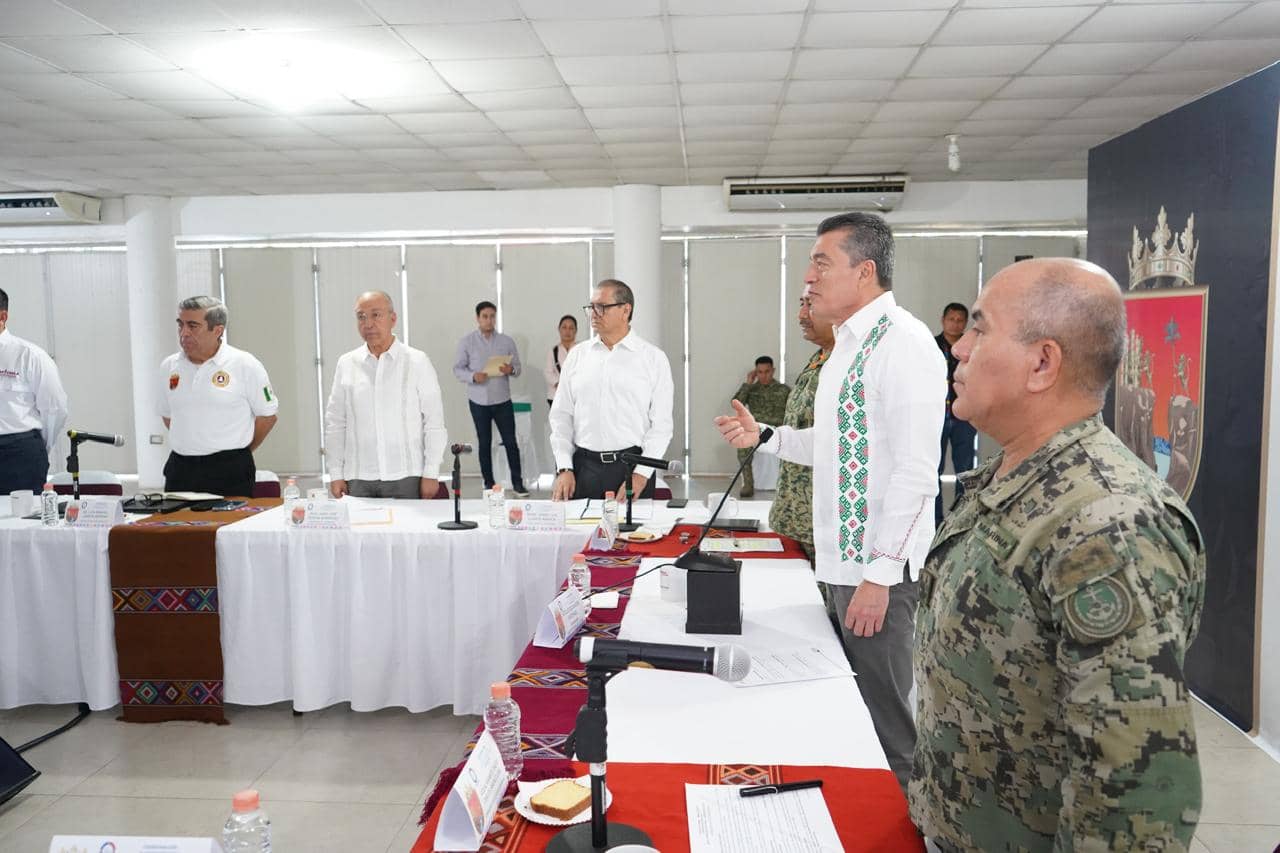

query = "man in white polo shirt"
[[0, 286, 68, 494], [325, 290, 447, 499], [160, 296, 278, 497]]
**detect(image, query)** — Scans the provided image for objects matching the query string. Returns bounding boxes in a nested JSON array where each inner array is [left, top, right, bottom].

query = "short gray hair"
[[598, 278, 634, 323], [357, 290, 395, 312], [816, 212, 895, 290], [1014, 265, 1125, 400], [179, 295, 227, 330]]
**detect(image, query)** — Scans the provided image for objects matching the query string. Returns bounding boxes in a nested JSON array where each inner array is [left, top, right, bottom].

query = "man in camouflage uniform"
[[732, 355, 790, 498], [910, 258, 1205, 851]]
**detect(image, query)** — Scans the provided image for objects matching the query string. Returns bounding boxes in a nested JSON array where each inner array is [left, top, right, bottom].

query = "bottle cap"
[[43, 483, 53, 490], [490, 682, 511, 700], [492, 485, 502, 493], [605, 491, 615, 499], [572, 552, 586, 563], [231, 789, 260, 812], [286, 477, 296, 485]]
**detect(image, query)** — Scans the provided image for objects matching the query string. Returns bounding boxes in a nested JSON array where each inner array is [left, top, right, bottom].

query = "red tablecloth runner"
[[413, 544, 921, 851], [593, 524, 808, 560]]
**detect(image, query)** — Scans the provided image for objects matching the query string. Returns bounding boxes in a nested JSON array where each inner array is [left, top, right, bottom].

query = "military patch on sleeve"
[[1063, 575, 1135, 643]]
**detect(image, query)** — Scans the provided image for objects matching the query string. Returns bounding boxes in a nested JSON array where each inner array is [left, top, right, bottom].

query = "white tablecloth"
[[0, 510, 120, 711], [215, 498, 591, 715]]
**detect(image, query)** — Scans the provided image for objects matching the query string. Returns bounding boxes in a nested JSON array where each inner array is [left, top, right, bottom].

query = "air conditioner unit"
[[0, 192, 102, 225], [723, 174, 908, 212]]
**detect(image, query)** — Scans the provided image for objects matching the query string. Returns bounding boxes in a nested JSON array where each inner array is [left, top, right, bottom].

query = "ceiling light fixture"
[[947, 134, 961, 173], [193, 36, 387, 113]]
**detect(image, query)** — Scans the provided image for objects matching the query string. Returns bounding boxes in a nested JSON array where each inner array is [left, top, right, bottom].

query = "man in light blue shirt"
[[452, 300, 528, 496]]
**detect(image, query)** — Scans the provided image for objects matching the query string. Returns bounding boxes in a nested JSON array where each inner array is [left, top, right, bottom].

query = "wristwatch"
[[557, 468, 573, 474]]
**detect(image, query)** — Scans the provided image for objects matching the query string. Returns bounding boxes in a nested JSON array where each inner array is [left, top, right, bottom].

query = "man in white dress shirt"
[[717, 213, 945, 790], [550, 279, 674, 501], [325, 291, 447, 499], [160, 296, 278, 497], [0, 287, 68, 494]]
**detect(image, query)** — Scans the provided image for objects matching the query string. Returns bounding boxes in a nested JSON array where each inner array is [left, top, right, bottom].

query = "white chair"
[[50, 470, 123, 496]]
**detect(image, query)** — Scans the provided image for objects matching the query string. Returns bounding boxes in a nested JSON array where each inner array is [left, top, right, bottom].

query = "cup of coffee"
[[9, 489, 34, 518]]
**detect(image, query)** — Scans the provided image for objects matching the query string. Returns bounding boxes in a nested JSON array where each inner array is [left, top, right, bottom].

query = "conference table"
[[0, 499, 588, 716]]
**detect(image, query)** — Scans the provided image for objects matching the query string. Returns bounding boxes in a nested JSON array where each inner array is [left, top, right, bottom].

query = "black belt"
[[0, 429, 41, 447], [574, 446, 641, 464]]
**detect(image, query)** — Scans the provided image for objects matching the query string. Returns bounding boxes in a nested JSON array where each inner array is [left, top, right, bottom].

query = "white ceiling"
[[0, 0, 1276, 196]]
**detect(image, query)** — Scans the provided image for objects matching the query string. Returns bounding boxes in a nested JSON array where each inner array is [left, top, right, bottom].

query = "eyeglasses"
[[582, 302, 624, 317]]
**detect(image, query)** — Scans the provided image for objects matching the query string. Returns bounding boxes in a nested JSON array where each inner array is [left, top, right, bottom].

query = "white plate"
[[617, 529, 661, 543], [513, 775, 611, 827]]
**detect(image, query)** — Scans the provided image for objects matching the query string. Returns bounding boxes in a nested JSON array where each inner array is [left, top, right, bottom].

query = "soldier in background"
[[731, 355, 790, 498], [910, 258, 1205, 851]]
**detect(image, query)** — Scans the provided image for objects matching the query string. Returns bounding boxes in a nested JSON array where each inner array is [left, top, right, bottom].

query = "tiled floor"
[[1, 699, 1276, 852]]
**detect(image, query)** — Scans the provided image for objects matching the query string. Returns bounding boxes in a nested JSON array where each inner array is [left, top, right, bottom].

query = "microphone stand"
[[437, 450, 477, 531], [618, 461, 640, 533], [548, 662, 652, 853], [66, 437, 83, 500], [674, 427, 774, 574]]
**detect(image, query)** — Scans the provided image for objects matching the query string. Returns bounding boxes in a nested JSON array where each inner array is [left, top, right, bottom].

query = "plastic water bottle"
[[282, 477, 300, 502], [221, 789, 271, 852], [40, 483, 58, 526], [484, 682, 523, 781], [569, 552, 592, 598], [602, 490, 618, 531], [488, 484, 505, 528]]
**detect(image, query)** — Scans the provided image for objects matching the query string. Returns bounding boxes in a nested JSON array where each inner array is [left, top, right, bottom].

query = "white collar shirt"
[[324, 337, 448, 481], [0, 328, 68, 452], [159, 342, 278, 456], [549, 330, 674, 480], [760, 291, 946, 586]]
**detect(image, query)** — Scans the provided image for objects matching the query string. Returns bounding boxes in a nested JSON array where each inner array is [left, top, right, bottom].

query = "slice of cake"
[[530, 779, 591, 820]]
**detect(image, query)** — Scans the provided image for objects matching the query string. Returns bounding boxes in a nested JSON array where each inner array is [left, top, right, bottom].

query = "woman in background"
[[544, 314, 578, 407]]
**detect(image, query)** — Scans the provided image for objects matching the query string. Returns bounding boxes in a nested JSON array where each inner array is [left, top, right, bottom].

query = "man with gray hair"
[[325, 290, 447, 499], [159, 295, 278, 497], [910, 258, 1205, 850]]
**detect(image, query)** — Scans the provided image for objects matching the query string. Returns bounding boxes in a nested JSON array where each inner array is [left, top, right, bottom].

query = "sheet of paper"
[[350, 506, 394, 526], [685, 784, 843, 853], [164, 491, 222, 500], [589, 590, 620, 610], [734, 645, 852, 689], [435, 731, 509, 851], [482, 355, 512, 377], [699, 537, 784, 553]]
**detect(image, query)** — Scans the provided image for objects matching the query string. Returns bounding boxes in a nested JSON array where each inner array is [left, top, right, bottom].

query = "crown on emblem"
[[1128, 206, 1198, 289]]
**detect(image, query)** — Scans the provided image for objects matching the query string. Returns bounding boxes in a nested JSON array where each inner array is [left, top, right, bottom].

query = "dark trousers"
[[0, 429, 48, 494], [164, 447, 255, 498], [936, 412, 977, 524], [571, 446, 656, 500], [469, 400, 524, 490], [348, 477, 421, 499], [830, 569, 921, 794]]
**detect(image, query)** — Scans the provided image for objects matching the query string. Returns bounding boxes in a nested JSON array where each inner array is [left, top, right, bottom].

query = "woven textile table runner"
[[108, 499, 280, 723]]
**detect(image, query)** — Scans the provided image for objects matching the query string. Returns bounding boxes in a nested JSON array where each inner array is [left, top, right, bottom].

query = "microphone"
[[676, 427, 774, 571], [576, 637, 750, 683], [67, 429, 124, 447], [619, 452, 684, 474], [450, 443, 473, 455]]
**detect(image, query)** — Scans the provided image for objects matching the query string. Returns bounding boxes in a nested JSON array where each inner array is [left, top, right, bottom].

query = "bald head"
[[994, 258, 1126, 400], [355, 290, 397, 353]]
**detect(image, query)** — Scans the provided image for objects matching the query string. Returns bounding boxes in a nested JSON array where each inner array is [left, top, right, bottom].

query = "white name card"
[[434, 730, 509, 851], [505, 499, 566, 531], [587, 511, 619, 551], [50, 837, 223, 853], [286, 499, 350, 530], [532, 586, 589, 649], [63, 497, 125, 528]]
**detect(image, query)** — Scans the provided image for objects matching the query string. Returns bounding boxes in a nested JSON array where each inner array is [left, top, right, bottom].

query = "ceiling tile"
[[1025, 42, 1179, 75], [521, 143, 605, 158], [391, 112, 492, 133], [488, 109, 588, 131], [604, 141, 683, 156], [682, 124, 772, 141], [1038, 116, 1138, 135], [804, 11, 948, 47], [297, 114, 405, 135], [24, 119, 133, 140], [860, 119, 959, 137], [58, 0, 236, 32], [1010, 132, 1109, 150], [779, 101, 879, 123], [682, 104, 775, 125], [670, 0, 807, 12], [520, 0, 661, 17], [995, 74, 1124, 98], [397, 22, 542, 60], [687, 153, 761, 167], [1067, 3, 1245, 43], [365, 0, 521, 23], [793, 47, 919, 79], [202, 117, 313, 136], [890, 76, 1010, 100], [506, 129, 600, 144], [934, 7, 1093, 45], [1207, 3, 1280, 39], [1, 35, 175, 72], [874, 100, 980, 121], [466, 87, 577, 110], [257, 134, 347, 149], [87, 70, 232, 100], [115, 118, 219, 138], [352, 94, 473, 112], [571, 84, 675, 108], [1068, 94, 1189, 118], [1146, 38, 1280, 73], [556, 55, 672, 86], [0, 70, 120, 99], [769, 138, 850, 153], [0, 1, 111, 37], [910, 44, 1046, 77], [0, 99, 87, 121], [548, 169, 619, 185], [773, 122, 860, 139], [584, 106, 680, 128], [60, 99, 183, 120], [954, 118, 1052, 135], [761, 152, 841, 166], [414, 131, 507, 147], [676, 50, 793, 82], [0, 44, 62, 72], [440, 144, 528, 159], [213, 0, 382, 29], [615, 167, 686, 183], [968, 97, 1084, 119], [336, 61, 451, 100], [685, 140, 768, 155], [679, 80, 783, 105], [784, 79, 896, 102], [1103, 69, 1237, 97], [671, 14, 804, 52], [593, 127, 676, 142], [433, 58, 563, 92], [534, 19, 667, 56], [846, 137, 935, 155], [149, 99, 269, 119]]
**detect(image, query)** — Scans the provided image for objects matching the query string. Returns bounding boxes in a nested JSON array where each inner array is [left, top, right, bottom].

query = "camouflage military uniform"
[[910, 416, 1205, 852], [765, 349, 828, 545], [733, 378, 791, 496]]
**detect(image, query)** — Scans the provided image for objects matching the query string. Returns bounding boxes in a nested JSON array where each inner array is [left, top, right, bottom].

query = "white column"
[[611, 184, 662, 342], [124, 195, 178, 489]]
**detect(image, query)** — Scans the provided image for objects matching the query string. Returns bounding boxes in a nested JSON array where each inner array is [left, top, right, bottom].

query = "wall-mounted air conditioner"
[[723, 175, 908, 212], [0, 192, 102, 225]]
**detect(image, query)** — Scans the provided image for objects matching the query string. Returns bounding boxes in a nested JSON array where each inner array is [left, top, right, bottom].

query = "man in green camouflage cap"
[[910, 257, 1205, 851], [732, 355, 790, 498]]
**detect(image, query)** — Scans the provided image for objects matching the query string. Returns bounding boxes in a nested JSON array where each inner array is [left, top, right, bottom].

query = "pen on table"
[[739, 779, 824, 798]]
